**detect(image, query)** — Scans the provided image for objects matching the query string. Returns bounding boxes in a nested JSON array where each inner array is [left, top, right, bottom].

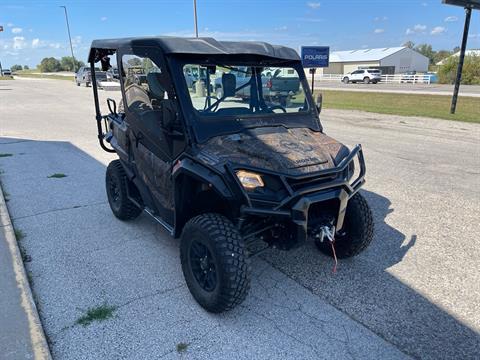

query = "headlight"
[[236, 170, 264, 190]]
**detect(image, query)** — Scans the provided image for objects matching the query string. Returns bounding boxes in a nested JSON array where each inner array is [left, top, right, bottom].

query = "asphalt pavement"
[[0, 78, 479, 359]]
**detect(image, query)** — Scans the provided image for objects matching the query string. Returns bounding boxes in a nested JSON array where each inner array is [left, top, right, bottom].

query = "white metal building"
[[318, 47, 429, 75], [436, 49, 480, 65]]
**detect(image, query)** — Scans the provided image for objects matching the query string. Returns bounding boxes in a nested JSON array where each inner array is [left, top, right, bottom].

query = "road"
[[0, 78, 479, 359], [314, 81, 480, 97]]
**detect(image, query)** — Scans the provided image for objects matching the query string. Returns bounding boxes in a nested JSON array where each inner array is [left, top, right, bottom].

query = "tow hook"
[[317, 225, 338, 273]]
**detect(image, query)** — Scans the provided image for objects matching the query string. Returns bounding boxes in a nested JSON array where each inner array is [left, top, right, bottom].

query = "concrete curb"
[[0, 185, 52, 360]]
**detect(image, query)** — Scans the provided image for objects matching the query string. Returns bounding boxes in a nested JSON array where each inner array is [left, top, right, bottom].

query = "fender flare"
[[172, 158, 232, 198]]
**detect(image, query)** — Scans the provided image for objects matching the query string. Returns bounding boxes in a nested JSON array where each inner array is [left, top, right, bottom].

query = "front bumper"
[[237, 144, 366, 244]]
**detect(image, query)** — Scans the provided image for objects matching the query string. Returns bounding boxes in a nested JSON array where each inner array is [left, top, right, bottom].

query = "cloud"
[[297, 17, 324, 23], [307, 2, 321, 9], [72, 35, 82, 48], [32, 38, 40, 48], [431, 26, 446, 35], [275, 25, 288, 31], [444, 16, 458, 22], [6, 22, 13, 27], [469, 33, 479, 38], [406, 24, 427, 35], [414, 24, 427, 31], [421, 2, 428, 6], [374, 28, 385, 34], [374, 16, 388, 21], [11, 27, 22, 34], [101, 16, 107, 21], [13, 36, 26, 50]]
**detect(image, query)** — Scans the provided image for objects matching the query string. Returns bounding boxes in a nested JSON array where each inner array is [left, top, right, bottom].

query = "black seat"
[[146, 72, 166, 102]]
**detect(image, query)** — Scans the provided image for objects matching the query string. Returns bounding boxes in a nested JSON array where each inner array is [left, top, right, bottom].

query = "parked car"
[[75, 66, 107, 87], [1, 69, 12, 76], [106, 67, 119, 81], [215, 67, 300, 105], [342, 69, 381, 84]]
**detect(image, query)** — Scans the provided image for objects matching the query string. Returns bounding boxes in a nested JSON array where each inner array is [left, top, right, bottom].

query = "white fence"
[[315, 74, 434, 84]]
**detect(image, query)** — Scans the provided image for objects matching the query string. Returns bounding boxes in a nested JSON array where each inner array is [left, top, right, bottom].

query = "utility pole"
[[193, 0, 199, 38], [0, 25, 3, 75], [442, 0, 479, 114], [450, 6, 471, 114], [60, 5, 77, 72]]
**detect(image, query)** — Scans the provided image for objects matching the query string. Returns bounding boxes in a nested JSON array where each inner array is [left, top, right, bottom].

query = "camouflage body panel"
[[134, 142, 174, 211], [198, 127, 349, 176]]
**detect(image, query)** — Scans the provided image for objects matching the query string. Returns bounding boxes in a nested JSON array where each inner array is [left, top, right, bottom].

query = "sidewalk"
[[0, 185, 51, 360]]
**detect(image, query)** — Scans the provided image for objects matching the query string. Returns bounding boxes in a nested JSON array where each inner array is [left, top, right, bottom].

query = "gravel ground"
[[0, 78, 479, 359]]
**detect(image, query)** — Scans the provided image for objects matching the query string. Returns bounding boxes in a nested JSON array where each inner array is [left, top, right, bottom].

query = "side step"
[[144, 207, 174, 236]]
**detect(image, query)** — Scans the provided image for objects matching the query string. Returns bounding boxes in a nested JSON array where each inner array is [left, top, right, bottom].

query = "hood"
[[197, 127, 349, 176]]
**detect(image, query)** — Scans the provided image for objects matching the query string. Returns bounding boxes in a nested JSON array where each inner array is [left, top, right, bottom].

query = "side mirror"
[[315, 94, 323, 114], [107, 98, 117, 115]]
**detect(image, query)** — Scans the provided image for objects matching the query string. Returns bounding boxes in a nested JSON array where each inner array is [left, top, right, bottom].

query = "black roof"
[[88, 36, 300, 62]]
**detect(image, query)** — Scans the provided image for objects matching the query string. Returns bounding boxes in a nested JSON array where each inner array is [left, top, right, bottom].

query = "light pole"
[[60, 5, 77, 72], [193, 0, 199, 37]]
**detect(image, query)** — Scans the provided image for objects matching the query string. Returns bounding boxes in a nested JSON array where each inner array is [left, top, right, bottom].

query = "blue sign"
[[301, 46, 330, 68]]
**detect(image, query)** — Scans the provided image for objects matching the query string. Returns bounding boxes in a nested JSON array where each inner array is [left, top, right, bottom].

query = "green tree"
[[23, 65, 29, 70], [433, 50, 452, 65], [127, 57, 142, 67], [414, 44, 435, 64], [38, 57, 62, 72], [10, 64, 23, 72], [402, 41, 415, 49], [453, 46, 460, 53], [438, 54, 480, 85], [60, 56, 84, 72]]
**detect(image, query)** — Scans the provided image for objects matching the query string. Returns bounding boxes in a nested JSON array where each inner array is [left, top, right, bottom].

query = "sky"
[[0, 0, 479, 68]]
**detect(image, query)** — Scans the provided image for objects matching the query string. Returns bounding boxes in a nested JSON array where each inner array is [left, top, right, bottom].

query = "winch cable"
[[330, 240, 338, 273], [320, 225, 338, 273]]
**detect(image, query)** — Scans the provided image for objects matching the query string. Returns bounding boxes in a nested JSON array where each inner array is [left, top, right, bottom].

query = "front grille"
[[286, 173, 338, 193]]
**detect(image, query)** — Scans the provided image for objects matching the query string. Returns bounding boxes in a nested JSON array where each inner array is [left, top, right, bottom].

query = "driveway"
[[0, 78, 479, 359]]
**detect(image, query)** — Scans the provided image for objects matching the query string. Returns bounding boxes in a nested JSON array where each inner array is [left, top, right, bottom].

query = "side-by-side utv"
[[87, 37, 373, 313]]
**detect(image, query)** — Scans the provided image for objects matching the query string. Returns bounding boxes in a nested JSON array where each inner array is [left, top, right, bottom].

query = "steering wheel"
[[269, 105, 287, 113]]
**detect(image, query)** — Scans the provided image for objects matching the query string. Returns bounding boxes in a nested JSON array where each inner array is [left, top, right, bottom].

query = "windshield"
[[183, 64, 309, 118]]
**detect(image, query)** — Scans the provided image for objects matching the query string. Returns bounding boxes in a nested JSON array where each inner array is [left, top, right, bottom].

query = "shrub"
[[438, 54, 480, 85]]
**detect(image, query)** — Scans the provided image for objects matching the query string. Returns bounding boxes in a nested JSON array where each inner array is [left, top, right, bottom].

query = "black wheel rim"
[[189, 240, 217, 292], [108, 174, 120, 204]]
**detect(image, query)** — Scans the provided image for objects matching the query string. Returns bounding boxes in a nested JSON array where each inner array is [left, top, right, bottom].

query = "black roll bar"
[[90, 60, 115, 153]]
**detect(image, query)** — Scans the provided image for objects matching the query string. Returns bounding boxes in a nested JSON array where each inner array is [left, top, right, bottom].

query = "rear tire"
[[342, 77, 349, 84], [180, 213, 250, 313], [105, 160, 142, 221], [315, 192, 374, 259], [363, 77, 370, 84]]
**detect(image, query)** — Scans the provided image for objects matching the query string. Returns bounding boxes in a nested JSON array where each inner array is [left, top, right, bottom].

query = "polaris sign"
[[301, 46, 330, 68]]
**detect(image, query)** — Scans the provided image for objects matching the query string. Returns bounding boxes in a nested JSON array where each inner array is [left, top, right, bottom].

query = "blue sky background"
[[1, 0, 479, 68]]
